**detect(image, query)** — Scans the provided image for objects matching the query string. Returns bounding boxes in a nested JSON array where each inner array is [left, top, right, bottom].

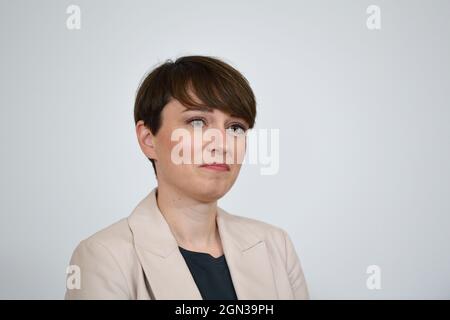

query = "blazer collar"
[[127, 187, 279, 300]]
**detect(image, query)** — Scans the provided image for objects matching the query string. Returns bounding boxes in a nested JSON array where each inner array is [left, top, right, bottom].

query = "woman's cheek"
[[233, 137, 246, 165], [169, 137, 193, 165]]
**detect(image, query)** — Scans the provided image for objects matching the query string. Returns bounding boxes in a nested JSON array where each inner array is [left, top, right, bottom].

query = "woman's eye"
[[189, 118, 206, 128], [226, 124, 247, 136]]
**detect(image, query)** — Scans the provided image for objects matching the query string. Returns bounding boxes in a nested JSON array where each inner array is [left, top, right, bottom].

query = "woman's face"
[[138, 98, 249, 203]]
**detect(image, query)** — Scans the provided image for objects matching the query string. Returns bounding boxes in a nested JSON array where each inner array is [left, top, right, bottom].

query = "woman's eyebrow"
[[181, 106, 249, 126], [181, 106, 212, 113]]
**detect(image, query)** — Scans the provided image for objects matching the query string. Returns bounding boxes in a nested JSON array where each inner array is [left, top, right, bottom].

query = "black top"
[[178, 246, 238, 300]]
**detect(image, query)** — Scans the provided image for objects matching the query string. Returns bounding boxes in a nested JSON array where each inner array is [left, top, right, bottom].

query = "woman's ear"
[[136, 120, 158, 161]]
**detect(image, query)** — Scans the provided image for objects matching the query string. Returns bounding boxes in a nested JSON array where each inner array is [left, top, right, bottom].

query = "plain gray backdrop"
[[1, 0, 449, 299]]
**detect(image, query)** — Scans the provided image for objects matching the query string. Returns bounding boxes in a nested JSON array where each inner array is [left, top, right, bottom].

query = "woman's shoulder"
[[74, 208, 293, 251], [69, 218, 135, 263], [65, 218, 139, 299]]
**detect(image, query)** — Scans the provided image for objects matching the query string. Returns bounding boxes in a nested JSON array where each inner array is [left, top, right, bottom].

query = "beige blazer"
[[65, 188, 309, 300]]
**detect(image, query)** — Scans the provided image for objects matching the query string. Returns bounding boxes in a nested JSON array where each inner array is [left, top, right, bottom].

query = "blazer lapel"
[[127, 188, 201, 299], [216, 206, 279, 299], [127, 187, 278, 300]]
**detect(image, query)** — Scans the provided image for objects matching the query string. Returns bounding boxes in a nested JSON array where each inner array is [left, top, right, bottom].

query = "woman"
[[65, 56, 309, 300]]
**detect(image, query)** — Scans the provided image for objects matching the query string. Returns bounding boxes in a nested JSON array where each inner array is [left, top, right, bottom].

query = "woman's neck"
[[155, 183, 222, 254]]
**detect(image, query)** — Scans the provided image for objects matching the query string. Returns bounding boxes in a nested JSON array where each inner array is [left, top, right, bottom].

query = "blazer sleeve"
[[64, 239, 130, 300], [282, 229, 310, 299]]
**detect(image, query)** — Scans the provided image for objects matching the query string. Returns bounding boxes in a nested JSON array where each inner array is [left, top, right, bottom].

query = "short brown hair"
[[134, 55, 257, 176]]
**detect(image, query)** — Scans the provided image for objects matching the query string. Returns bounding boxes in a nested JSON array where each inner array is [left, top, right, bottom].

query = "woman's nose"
[[203, 126, 230, 155]]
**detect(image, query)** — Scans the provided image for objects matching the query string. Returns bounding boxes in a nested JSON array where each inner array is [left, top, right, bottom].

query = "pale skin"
[[136, 97, 249, 258]]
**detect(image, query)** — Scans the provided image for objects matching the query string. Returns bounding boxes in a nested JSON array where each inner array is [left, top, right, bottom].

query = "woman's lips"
[[200, 163, 230, 171]]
